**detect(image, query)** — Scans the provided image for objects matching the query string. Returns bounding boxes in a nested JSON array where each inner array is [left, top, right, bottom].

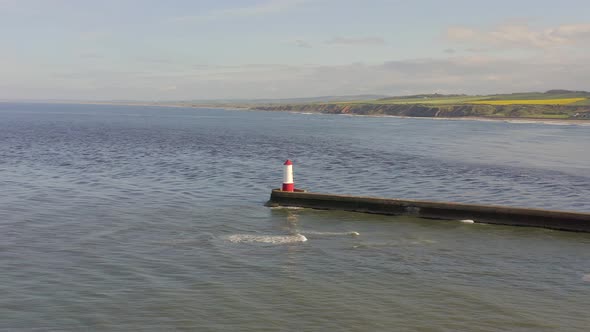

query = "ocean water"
[[1, 102, 589, 331]]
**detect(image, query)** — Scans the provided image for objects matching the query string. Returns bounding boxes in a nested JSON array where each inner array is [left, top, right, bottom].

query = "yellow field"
[[470, 98, 586, 105]]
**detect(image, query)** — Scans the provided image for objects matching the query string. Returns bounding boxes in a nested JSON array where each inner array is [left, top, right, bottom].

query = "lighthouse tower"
[[282, 160, 294, 192]]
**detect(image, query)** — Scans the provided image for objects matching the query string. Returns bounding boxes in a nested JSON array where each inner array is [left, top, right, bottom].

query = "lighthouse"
[[282, 160, 294, 192]]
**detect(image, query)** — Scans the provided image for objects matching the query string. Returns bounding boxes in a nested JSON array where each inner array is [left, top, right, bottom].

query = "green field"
[[571, 98, 590, 105], [470, 98, 586, 105], [485, 91, 590, 100], [334, 91, 590, 106], [337, 96, 490, 105]]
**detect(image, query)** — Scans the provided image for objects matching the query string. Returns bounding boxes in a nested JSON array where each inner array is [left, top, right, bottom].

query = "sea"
[[1, 102, 589, 331]]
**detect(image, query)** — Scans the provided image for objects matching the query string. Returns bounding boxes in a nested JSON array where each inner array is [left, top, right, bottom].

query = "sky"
[[1, 0, 590, 100]]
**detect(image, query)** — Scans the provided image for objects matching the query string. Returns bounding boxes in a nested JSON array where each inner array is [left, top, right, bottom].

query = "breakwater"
[[268, 189, 590, 232]]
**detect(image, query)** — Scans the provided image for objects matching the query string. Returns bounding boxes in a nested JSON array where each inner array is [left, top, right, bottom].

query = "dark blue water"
[[1, 103, 589, 331]]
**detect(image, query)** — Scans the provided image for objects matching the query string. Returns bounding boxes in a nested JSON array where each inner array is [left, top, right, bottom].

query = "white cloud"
[[549, 23, 590, 40], [446, 23, 590, 50], [466, 47, 490, 53], [11, 54, 587, 100], [294, 39, 312, 48], [446, 27, 478, 40]]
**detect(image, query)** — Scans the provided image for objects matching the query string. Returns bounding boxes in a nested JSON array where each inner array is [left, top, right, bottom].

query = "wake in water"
[[223, 230, 360, 244], [303, 231, 360, 237], [224, 233, 308, 244]]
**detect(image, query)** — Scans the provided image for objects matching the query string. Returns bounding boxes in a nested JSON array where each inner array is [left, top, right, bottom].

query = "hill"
[[251, 90, 590, 120]]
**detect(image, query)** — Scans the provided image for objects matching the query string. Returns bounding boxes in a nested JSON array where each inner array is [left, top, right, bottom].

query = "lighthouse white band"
[[283, 164, 293, 183]]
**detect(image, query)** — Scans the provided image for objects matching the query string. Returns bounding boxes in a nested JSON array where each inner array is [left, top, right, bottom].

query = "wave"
[[224, 233, 307, 244], [303, 231, 360, 237]]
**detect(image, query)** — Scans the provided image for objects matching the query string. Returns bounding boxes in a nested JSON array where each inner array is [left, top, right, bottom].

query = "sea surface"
[[1, 102, 589, 331]]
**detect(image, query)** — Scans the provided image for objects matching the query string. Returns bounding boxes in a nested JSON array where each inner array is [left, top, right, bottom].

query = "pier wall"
[[269, 190, 590, 232]]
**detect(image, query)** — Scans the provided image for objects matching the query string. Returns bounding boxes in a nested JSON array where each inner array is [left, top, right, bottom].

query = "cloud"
[[81, 56, 590, 98], [325, 36, 386, 46], [443, 48, 456, 54], [294, 39, 312, 48], [550, 23, 590, 40], [172, 0, 308, 22], [466, 47, 490, 53], [446, 23, 590, 50], [446, 27, 478, 40], [4, 50, 590, 99]]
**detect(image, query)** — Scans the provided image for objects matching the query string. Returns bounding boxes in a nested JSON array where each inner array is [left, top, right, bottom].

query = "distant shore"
[[252, 102, 590, 122], [4, 100, 589, 124], [12, 100, 250, 110], [274, 109, 590, 125]]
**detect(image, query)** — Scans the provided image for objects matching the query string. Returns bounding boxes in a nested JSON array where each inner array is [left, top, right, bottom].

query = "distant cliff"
[[253, 104, 590, 119]]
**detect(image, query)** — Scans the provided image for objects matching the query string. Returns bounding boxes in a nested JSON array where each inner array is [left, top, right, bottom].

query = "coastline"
[[252, 102, 590, 123], [1, 100, 250, 111], [3, 100, 589, 125], [270, 108, 590, 125]]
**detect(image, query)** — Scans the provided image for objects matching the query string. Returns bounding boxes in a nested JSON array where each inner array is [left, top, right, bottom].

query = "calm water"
[[1, 103, 590, 331]]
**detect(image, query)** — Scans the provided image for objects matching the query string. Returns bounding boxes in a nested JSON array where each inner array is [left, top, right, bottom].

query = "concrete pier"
[[268, 189, 590, 232]]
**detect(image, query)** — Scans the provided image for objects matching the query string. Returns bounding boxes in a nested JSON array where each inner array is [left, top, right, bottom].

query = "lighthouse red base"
[[282, 183, 294, 192]]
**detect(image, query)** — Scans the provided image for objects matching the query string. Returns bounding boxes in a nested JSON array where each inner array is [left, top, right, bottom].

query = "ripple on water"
[[1, 104, 590, 330]]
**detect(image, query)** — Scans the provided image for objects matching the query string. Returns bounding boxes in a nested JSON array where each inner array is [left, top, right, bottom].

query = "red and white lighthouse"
[[282, 159, 294, 192]]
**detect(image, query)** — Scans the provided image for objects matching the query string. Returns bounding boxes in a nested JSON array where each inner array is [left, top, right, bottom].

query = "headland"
[[253, 90, 590, 121]]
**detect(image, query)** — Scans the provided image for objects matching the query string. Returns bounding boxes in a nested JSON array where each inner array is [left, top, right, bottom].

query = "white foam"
[[270, 206, 304, 210], [304, 231, 360, 237], [460, 219, 475, 224], [409, 239, 437, 245], [500, 119, 590, 126], [224, 234, 307, 244]]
